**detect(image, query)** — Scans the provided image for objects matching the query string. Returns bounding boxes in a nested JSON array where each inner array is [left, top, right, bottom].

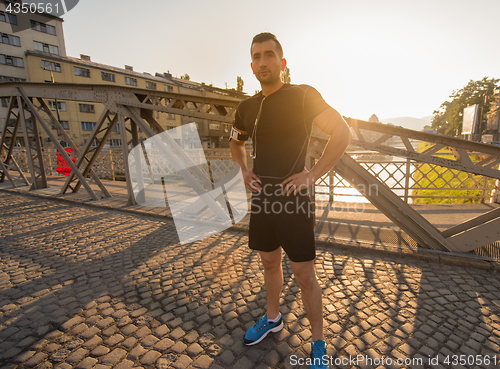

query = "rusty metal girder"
[[343, 118, 500, 179], [0, 82, 240, 123]]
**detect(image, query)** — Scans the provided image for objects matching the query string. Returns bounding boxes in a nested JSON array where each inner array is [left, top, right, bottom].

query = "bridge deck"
[[0, 190, 499, 368], [1, 176, 498, 259]]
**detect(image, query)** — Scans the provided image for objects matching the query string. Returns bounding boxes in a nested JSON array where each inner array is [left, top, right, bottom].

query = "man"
[[229, 32, 352, 369]]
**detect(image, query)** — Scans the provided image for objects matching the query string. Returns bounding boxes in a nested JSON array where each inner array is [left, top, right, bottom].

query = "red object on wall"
[[56, 148, 76, 176]]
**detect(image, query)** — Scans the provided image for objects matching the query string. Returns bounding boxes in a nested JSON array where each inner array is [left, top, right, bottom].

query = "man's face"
[[251, 40, 286, 85]]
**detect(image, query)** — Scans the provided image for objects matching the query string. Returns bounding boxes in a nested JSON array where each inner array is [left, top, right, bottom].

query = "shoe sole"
[[243, 320, 284, 346]]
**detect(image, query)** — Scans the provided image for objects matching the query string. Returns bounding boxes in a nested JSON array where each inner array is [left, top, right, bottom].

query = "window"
[[79, 104, 95, 113], [47, 101, 66, 111], [106, 122, 121, 131], [30, 20, 56, 35], [125, 77, 137, 86], [101, 72, 115, 82], [1, 33, 20, 47], [0, 11, 17, 25], [0, 54, 24, 67], [109, 139, 121, 147], [1, 98, 8, 108], [167, 113, 175, 120], [34, 41, 58, 55], [146, 81, 156, 90], [52, 121, 69, 130], [42, 60, 61, 72], [74, 66, 90, 77], [0, 75, 25, 82], [164, 85, 174, 92], [84, 138, 98, 147], [81, 122, 96, 131], [209, 124, 221, 130]]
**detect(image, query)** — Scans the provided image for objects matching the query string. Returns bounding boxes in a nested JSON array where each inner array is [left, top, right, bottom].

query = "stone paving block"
[[170, 354, 192, 369], [75, 357, 98, 369], [82, 335, 102, 349], [154, 324, 170, 338], [113, 359, 134, 369], [96, 317, 115, 329], [66, 347, 89, 364], [127, 344, 148, 360], [122, 336, 138, 349], [190, 354, 214, 369], [170, 327, 186, 340], [171, 341, 188, 354], [13, 350, 35, 364], [186, 342, 203, 357], [91, 345, 110, 357], [54, 364, 73, 369]]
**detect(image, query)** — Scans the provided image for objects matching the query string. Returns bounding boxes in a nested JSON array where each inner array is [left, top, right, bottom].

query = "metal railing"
[[315, 158, 499, 204], [5, 147, 498, 204]]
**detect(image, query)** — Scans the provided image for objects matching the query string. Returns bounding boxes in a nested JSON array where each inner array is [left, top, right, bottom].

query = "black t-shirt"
[[233, 84, 329, 180]]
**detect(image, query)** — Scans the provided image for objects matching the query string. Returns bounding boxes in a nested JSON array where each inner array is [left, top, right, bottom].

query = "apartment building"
[[25, 51, 181, 148], [0, 0, 66, 83], [0, 0, 243, 149]]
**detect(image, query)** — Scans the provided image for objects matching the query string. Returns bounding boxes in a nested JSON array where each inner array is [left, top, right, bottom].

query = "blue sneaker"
[[243, 313, 283, 346], [310, 340, 328, 369]]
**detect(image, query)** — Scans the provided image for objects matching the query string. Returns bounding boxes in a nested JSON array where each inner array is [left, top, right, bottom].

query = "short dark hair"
[[251, 32, 283, 59]]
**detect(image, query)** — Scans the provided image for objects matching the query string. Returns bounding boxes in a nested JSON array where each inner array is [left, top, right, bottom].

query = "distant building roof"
[[25, 51, 246, 98]]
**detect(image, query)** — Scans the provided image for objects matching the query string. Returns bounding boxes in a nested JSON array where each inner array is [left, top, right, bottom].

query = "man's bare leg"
[[259, 248, 283, 320], [289, 260, 324, 341]]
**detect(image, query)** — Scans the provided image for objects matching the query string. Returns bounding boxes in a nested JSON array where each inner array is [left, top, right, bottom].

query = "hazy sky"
[[62, 0, 500, 121]]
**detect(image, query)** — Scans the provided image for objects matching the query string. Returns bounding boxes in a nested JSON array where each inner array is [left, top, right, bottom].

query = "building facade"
[[0, 0, 66, 83], [25, 51, 181, 149], [0, 0, 244, 149]]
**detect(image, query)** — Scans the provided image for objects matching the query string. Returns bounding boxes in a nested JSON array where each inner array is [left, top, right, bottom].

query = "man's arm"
[[230, 137, 262, 193], [281, 107, 352, 195]]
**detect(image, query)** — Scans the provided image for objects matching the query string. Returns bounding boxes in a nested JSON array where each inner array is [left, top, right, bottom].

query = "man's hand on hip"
[[243, 169, 262, 193], [281, 169, 315, 196]]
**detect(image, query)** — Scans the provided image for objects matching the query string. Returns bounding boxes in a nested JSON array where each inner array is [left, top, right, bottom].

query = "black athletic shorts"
[[249, 183, 316, 262]]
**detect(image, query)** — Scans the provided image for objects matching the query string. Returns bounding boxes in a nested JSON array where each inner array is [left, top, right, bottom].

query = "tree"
[[281, 67, 291, 84], [431, 77, 499, 136], [236, 76, 244, 92], [180, 73, 190, 80]]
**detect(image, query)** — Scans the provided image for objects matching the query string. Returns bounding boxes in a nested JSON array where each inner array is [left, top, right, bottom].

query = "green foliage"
[[412, 143, 494, 203], [180, 73, 190, 80], [236, 76, 244, 92], [431, 77, 499, 136], [411, 163, 495, 204], [281, 66, 291, 84]]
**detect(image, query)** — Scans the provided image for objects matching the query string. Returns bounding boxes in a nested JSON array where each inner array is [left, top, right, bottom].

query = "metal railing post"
[[404, 158, 411, 203]]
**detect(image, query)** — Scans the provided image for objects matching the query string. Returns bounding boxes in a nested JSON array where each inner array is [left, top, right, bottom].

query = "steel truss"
[[0, 82, 240, 213], [1, 82, 499, 253], [309, 119, 500, 252]]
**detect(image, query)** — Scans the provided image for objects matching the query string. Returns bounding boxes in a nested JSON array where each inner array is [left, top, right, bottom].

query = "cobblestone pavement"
[[0, 192, 500, 369]]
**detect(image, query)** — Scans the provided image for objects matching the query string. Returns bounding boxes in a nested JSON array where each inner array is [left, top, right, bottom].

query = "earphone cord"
[[250, 96, 266, 159]]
